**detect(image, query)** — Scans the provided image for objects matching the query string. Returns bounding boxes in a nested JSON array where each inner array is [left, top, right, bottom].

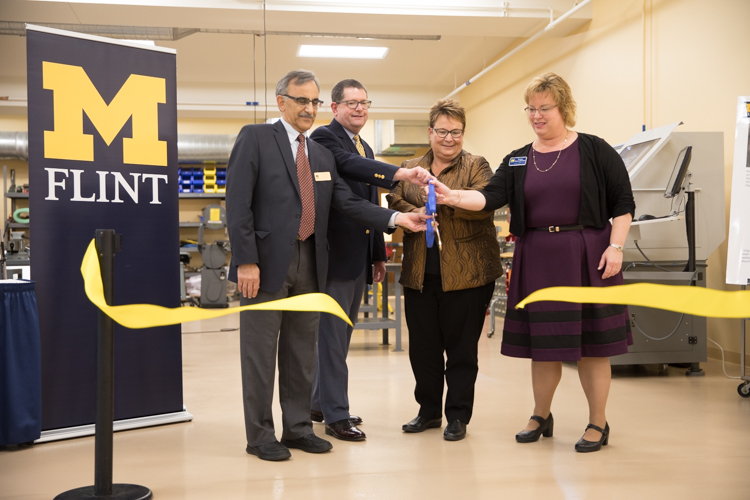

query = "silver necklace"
[[532, 131, 569, 173]]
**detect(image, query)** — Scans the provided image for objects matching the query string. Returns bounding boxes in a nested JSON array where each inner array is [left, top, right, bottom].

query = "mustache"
[[298, 112, 315, 118]]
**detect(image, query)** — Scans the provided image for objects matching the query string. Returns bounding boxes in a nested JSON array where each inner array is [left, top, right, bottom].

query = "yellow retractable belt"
[[81, 239, 352, 329], [517, 283, 750, 319]]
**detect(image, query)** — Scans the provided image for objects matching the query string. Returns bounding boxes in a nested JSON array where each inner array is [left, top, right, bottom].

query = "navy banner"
[[26, 26, 184, 431]]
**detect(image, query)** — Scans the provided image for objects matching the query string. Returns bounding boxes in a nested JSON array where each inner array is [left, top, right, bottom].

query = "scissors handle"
[[426, 184, 437, 248]]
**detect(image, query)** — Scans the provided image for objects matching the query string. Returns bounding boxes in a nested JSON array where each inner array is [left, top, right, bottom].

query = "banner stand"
[[55, 230, 151, 500]]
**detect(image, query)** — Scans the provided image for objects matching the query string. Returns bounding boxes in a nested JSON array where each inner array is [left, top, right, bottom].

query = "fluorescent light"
[[298, 45, 388, 59], [123, 39, 155, 46]]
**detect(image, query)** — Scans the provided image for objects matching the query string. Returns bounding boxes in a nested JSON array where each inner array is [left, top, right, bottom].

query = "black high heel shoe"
[[515, 413, 554, 443], [574, 422, 609, 452]]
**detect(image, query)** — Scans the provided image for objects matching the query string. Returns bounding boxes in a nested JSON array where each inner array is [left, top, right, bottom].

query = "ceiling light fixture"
[[122, 39, 155, 46], [0, 21, 439, 42], [298, 45, 389, 59]]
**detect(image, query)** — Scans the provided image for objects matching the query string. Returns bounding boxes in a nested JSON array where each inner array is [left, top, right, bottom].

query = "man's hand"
[[237, 263, 261, 298], [598, 246, 623, 279], [394, 166, 434, 187], [394, 212, 430, 232], [373, 261, 386, 283]]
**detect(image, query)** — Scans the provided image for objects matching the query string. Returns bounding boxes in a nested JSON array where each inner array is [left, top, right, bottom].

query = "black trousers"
[[404, 275, 495, 424]]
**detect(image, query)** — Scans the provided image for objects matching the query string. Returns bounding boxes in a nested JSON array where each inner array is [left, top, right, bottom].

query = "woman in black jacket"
[[432, 72, 634, 453]]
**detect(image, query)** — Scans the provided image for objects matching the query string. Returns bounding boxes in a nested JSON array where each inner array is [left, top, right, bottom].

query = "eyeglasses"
[[431, 128, 464, 139], [282, 94, 324, 108], [524, 105, 558, 116], [337, 100, 372, 109]]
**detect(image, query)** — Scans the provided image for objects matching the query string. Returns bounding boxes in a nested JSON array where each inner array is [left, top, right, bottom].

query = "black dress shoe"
[[575, 422, 609, 453], [325, 419, 366, 441], [246, 441, 291, 461], [311, 410, 363, 425], [515, 413, 554, 443], [402, 415, 442, 433], [280, 434, 333, 453], [443, 419, 466, 441]]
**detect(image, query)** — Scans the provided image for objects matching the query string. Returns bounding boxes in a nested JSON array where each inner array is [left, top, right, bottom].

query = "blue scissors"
[[425, 183, 442, 250]]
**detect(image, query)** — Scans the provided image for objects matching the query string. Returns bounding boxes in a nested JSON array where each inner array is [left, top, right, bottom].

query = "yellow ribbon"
[[516, 283, 750, 318], [81, 239, 352, 329]]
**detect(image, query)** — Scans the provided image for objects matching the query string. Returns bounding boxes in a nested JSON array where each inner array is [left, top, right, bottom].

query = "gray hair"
[[275, 70, 320, 96], [331, 79, 368, 103]]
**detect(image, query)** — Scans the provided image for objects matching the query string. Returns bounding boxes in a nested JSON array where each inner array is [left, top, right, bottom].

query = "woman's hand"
[[598, 246, 623, 279], [428, 179, 460, 206]]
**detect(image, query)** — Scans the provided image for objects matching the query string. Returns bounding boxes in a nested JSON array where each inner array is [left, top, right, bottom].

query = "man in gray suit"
[[226, 69, 427, 461]]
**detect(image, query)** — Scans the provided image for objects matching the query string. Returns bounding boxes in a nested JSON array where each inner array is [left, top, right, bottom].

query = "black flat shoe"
[[443, 419, 466, 441], [515, 413, 554, 443], [402, 415, 442, 433], [575, 422, 609, 453]]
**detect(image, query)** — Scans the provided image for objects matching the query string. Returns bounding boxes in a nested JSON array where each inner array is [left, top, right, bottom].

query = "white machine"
[[612, 122, 725, 373]]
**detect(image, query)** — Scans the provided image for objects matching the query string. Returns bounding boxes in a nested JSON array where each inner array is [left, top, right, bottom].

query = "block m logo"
[[43, 61, 167, 166]]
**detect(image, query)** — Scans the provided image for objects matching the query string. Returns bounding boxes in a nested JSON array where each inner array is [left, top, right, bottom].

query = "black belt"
[[527, 225, 583, 233]]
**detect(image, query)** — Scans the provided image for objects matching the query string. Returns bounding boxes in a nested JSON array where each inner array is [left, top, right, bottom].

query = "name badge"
[[314, 172, 332, 181], [509, 157, 527, 166]]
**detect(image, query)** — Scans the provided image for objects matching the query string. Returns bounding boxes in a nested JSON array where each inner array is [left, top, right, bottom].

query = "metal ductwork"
[[0, 132, 28, 160], [0, 21, 440, 42], [0, 132, 236, 163], [177, 134, 236, 163]]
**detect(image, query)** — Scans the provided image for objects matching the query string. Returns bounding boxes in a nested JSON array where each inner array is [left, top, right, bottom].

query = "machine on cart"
[[197, 204, 230, 308], [613, 123, 725, 374]]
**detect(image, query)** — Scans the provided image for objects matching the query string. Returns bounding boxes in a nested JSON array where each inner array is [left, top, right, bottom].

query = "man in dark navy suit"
[[226, 71, 428, 461], [310, 79, 431, 441]]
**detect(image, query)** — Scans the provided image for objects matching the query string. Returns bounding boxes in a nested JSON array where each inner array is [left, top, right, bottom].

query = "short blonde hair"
[[429, 99, 466, 130], [524, 72, 577, 128]]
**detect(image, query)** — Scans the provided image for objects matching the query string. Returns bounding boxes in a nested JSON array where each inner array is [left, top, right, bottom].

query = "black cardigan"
[[481, 132, 635, 237]]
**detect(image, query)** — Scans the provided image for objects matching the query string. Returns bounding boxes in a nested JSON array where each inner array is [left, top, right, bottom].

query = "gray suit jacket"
[[226, 120, 396, 294]]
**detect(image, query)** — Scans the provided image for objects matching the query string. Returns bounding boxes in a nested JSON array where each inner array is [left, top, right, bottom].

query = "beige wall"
[[460, 0, 750, 364]]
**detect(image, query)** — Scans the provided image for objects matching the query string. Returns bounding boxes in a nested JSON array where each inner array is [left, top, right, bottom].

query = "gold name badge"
[[314, 172, 332, 181]]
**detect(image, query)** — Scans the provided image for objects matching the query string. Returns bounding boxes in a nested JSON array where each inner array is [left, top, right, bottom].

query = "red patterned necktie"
[[296, 134, 315, 240]]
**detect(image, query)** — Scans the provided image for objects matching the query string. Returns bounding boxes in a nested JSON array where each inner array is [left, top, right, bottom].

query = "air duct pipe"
[[177, 134, 236, 163], [0, 132, 29, 160], [445, 0, 592, 99], [0, 132, 237, 163]]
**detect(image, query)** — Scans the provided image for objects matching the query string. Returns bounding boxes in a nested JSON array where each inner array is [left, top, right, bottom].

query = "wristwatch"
[[609, 243, 623, 252]]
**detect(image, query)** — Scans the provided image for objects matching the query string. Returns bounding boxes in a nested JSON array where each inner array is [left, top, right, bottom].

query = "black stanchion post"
[[95, 229, 116, 496], [55, 230, 152, 500]]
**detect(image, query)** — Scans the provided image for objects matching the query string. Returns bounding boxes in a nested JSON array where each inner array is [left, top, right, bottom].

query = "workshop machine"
[[197, 205, 230, 308]]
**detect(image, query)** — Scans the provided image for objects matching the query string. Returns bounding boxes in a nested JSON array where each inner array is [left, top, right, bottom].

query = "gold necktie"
[[353, 135, 367, 158]]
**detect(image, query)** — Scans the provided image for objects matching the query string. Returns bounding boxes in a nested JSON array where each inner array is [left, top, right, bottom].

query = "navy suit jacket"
[[226, 120, 396, 294], [310, 119, 400, 282]]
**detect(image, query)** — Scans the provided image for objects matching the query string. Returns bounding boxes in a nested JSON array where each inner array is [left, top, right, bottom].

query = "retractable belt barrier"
[[80, 239, 353, 329]]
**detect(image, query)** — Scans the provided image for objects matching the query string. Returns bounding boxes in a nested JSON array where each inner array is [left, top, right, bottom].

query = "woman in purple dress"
[[431, 73, 634, 453]]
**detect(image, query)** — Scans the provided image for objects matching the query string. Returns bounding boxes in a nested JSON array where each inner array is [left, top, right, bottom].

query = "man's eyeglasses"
[[524, 105, 558, 116], [283, 94, 324, 108], [432, 128, 464, 139], [337, 100, 372, 109]]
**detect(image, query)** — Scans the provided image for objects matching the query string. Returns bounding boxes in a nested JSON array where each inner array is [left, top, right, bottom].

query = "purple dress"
[[500, 139, 633, 361]]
